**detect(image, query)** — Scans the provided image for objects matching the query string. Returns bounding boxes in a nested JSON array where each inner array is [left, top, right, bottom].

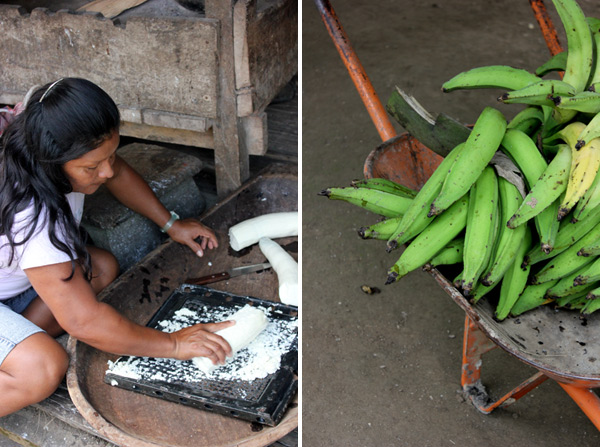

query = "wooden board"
[[77, 0, 150, 18], [2, 387, 298, 446]]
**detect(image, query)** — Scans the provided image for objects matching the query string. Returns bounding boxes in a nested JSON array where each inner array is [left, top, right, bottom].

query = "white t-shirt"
[[0, 192, 85, 300]]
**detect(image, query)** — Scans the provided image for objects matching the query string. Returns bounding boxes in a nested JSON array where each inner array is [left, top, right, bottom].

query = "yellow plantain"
[[559, 137, 600, 220]]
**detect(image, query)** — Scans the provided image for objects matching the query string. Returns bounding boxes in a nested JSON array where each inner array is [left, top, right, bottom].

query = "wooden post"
[[206, 0, 250, 198]]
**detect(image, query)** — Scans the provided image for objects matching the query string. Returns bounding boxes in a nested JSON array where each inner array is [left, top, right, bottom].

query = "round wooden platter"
[[66, 348, 298, 447], [66, 166, 299, 446]]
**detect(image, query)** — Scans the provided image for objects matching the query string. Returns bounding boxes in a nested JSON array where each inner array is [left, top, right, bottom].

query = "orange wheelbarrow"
[[315, 0, 600, 429]]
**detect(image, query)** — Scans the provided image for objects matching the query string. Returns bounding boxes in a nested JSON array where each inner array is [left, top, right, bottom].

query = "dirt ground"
[[302, 0, 600, 445]]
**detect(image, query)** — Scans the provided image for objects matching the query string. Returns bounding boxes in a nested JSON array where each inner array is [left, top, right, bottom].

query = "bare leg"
[[21, 297, 64, 337], [0, 332, 69, 417], [21, 246, 119, 337], [0, 247, 118, 416], [86, 245, 120, 294]]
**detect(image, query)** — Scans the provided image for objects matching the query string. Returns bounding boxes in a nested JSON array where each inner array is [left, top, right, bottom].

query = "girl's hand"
[[170, 320, 235, 365], [167, 218, 219, 257]]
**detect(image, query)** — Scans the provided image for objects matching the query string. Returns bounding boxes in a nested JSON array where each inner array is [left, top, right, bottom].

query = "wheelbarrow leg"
[[557, 383, 600, 431], [461, 316, 497, 387], [461, 316, 549, 414]]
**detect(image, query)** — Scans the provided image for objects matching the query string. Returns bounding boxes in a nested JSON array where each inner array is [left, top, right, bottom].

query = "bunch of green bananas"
[[320, 0, 600, 319]]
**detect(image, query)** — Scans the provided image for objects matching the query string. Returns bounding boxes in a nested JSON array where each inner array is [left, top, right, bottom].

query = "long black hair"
[[0, 78, 120, 280]]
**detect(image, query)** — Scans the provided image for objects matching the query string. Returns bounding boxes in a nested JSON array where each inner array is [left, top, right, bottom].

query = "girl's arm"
[[25, 261, 233, 363], [105, 155, 218, 256]]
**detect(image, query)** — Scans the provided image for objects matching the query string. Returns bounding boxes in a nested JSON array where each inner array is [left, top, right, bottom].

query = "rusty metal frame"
[[461, 317, 549, 414], [459, 318, 600, 426]]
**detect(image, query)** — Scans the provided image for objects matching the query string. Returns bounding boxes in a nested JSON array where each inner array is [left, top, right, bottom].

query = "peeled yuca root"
[[229, 211, 298, 251], [192, 304, 268, 374], [259, 237, 298, 306]]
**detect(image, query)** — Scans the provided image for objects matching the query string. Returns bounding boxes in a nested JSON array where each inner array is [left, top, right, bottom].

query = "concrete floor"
[[302, 0, 600, 445]]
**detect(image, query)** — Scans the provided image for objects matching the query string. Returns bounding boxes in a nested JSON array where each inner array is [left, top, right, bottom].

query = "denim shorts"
[[0, 287, 44, 366]]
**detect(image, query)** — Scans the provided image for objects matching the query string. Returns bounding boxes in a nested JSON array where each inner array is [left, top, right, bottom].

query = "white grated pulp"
[[106, 304, 297, 385]]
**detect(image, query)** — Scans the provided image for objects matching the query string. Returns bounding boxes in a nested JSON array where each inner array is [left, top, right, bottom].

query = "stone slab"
[[82, 142, 206, 271]]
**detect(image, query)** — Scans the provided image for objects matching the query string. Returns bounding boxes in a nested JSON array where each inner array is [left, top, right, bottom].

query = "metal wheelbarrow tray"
[[66, 163, 298, 447], [365, 136, 600, 424]]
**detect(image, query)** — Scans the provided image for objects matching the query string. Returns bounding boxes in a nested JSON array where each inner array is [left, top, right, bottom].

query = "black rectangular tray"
[[104, 284, 299, 426]]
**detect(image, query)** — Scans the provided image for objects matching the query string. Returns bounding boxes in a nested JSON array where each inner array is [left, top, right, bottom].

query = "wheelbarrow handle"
[[315, 0, 565, 145], [314, 0, 397, 143], [529, 0, 564, 57]]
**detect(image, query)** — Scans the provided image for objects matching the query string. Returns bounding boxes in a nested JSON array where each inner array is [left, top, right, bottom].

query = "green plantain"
[[429, 107, 506, 217]]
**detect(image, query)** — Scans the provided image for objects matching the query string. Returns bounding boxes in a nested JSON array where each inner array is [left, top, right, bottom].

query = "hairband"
[[39, 78, 64, 103]]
